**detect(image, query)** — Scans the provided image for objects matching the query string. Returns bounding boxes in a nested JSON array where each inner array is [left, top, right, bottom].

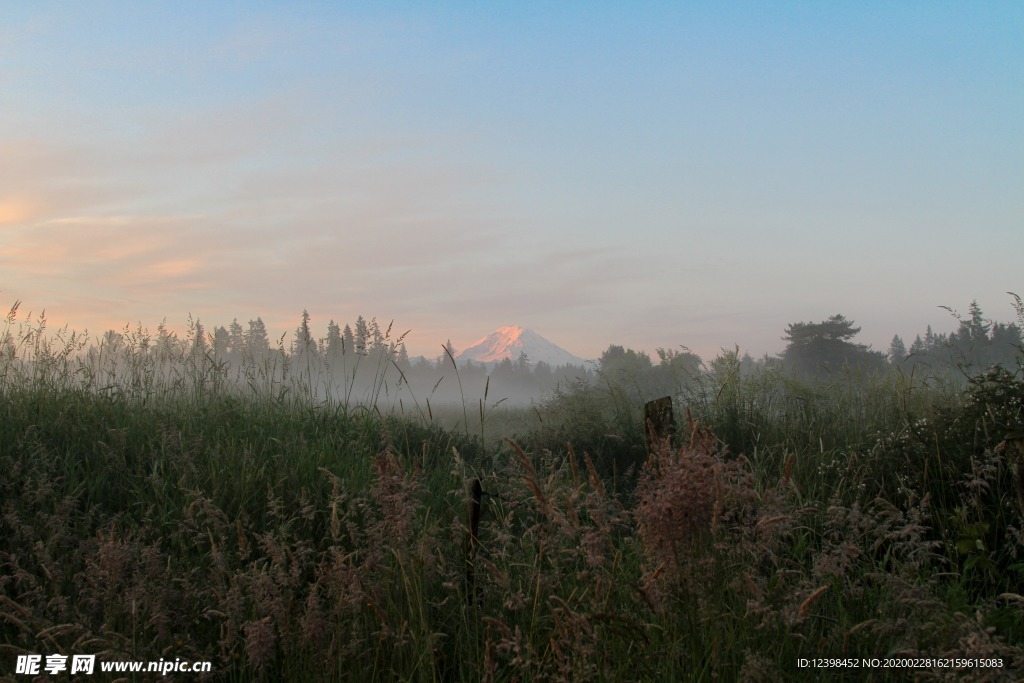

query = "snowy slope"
[[455, 326, 584, 368]]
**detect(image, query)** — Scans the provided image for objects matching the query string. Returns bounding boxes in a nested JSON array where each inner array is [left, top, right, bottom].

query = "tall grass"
[[2, 305, 1023, 680]]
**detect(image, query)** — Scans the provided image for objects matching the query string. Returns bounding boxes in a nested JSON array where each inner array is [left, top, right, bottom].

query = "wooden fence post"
[[644, 396, 675, 451], [465, 477, 483, 605]]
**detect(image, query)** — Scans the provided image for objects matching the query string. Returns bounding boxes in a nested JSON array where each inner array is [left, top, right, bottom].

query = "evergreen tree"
[[440, 339, 458, 366], [342, 324, 355, 356], [990, 322, 1023, 368], [247, 317, 270, 355], [190, 318, 206, 354], [368, 317, 384, 350], [888, 334, 907, 367], [967, 300, 991, 341], [999, 322, 1023, 348], [946, 301, 996, 369], [228, 318, 246, 357], [354, 316, 369, 354], [909, 334, 926, 356], [212, 325, 230, 358], [782, 314, 884, 376], [325, 319, 342, 360], [292, 309, 318, 358]]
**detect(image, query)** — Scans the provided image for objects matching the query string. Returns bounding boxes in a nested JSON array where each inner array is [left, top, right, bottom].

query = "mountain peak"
[[456, 326, 583, 367]]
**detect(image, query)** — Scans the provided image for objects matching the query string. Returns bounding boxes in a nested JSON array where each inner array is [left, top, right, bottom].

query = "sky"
[[1, 1, 1022, 362]]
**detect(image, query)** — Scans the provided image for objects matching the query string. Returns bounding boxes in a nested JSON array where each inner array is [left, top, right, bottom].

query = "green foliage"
[[837, 361, 1024, 615], [782, 314, 888, 377], [902, 299, 1024, 377], [5, 302, 1024, 680]]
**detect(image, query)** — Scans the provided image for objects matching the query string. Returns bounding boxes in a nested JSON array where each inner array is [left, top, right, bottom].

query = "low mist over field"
[[5, 297, 1021, 417]]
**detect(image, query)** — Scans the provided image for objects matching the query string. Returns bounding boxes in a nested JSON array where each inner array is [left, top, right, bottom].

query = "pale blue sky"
[[1, 2, 1021, 361]]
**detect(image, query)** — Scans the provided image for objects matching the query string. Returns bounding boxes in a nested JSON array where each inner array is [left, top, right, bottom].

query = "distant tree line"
[[75, 298, 1021, 408], [888, 301, 1023, 375], [77, 310, 592, 407], [584, 300, 1021, 399]]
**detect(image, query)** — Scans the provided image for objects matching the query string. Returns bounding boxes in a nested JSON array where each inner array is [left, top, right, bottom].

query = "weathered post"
[[644, 396, 675, 451]]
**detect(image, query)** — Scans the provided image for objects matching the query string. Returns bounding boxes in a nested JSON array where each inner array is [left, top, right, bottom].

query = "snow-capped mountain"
[[455, 326, 585, 368]]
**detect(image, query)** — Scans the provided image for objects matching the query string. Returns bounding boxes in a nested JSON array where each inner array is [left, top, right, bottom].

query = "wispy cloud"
[[1, 4, 1021, 361]]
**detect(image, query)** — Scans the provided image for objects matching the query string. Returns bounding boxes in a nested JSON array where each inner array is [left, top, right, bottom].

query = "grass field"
[[2, 310, 1023, 681]]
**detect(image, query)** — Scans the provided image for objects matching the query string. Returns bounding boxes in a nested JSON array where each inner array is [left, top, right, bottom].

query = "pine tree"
[[228, 318, 246, 357], [442, 339, 458, 365], [991, 323, 1024, 367], [247, 317, 270, 355], [909, 334, 926, 356], [967, 300, 991, 341], [212, 326, 230, 358], [292, 309, 317, 358], [949, 301, 994, 369], [781, 314, 882, 376], [325, 320, 342, 361], [354, 316, 369, 354], [342, 324, 355, 356], [368, 317, 384, 350], [888, 334, 907, 366]]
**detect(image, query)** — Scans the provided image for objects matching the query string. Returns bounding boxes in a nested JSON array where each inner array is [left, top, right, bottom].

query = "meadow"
[[2, 305, 1023, 681]]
